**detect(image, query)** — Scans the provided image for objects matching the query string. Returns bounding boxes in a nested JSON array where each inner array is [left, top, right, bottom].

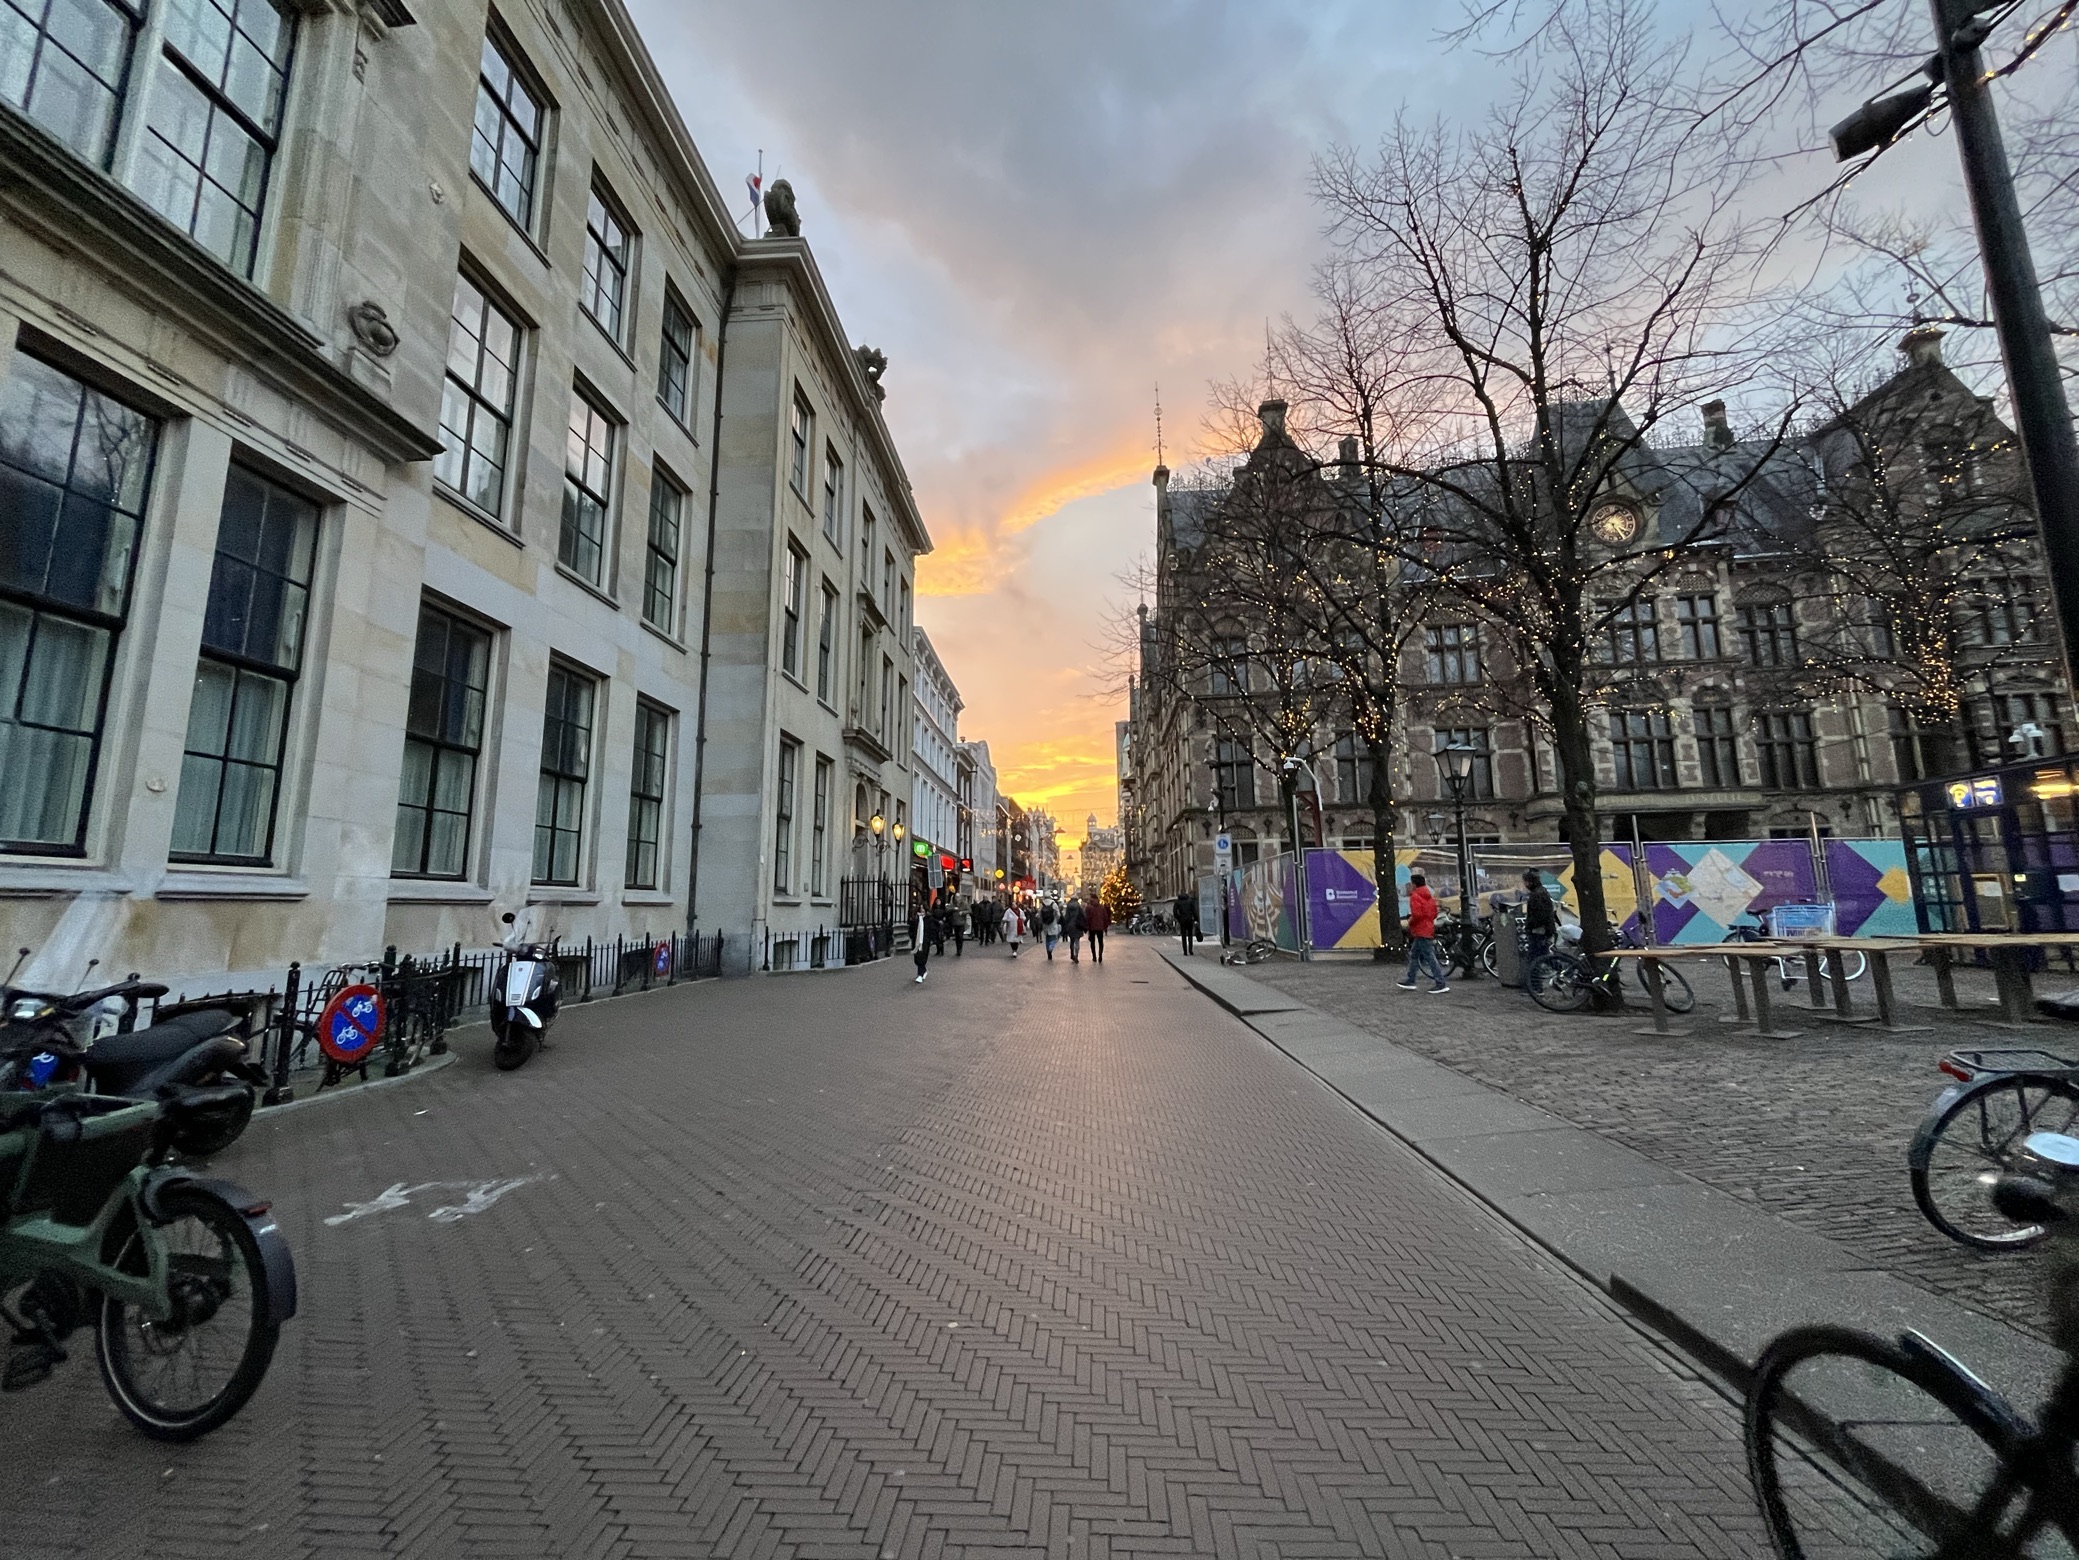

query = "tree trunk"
[[1548, 695, 1609, 957], [1365, 734, 1405, 957]]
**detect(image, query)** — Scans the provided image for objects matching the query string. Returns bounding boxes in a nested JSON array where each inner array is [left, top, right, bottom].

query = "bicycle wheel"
[[1477, 938, 1497, 977], [1652, 964, 1696, 1015], [1528, 954, 1589, 1013], [1910, 1074, 2079, 1250], [1745, 1324, 2056, 1558], [96, 1188, 281, 1440]]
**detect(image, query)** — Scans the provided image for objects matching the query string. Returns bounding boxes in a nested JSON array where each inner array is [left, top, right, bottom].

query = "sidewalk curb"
[[1157, 946, 2059, 1406], [254, 1047, 459, 1118]]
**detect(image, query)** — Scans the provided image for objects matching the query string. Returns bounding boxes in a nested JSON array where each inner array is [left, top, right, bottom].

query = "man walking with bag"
[[1085, 894, 1110, 963], [1173, 888, 1200, 956]]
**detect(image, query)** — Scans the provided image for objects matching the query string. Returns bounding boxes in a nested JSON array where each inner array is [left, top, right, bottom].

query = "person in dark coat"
[[1085, 895, 1111, 963], [1062, 898, 1088, 963], [1521, 870, 1559, 960], [1174, 889, 1201, 955]]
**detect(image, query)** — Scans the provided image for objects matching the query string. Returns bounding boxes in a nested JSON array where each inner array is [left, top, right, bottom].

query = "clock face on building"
[[1588, 500, 1642, 546]]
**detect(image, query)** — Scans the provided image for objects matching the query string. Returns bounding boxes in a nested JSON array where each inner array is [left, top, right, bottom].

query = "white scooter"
[[488, 911, 560, 1071]]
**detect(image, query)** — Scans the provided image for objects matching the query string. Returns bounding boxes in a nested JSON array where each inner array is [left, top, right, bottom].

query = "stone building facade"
[[0, 0, 924, 984], [908, 625, 960, 860], [956, 737, 1001, 892], [1124, 332, 2072, 903]]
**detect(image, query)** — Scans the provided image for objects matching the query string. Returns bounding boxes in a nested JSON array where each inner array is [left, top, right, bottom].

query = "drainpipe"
[[687, 264, 737, 938]]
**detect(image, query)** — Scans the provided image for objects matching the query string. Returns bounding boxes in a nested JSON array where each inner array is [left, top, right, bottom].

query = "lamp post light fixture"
[[1432, 743, 1482, 980], [1278, 756, 1319, 961]]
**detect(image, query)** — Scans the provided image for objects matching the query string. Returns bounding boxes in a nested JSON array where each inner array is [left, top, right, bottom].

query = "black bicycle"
[[1745, 1131, 2079, 1556], [1526, 923, 1696, 1016], [1909, 1047, 2079, 1251]]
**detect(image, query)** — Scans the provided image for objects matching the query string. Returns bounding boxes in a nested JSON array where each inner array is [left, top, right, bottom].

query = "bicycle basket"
[[7, 1095, 159, 1225]]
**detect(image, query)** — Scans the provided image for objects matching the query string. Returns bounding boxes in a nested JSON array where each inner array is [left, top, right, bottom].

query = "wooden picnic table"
[[1914, 931, 2079, 1024], [1605, 939, 1915, 1039]]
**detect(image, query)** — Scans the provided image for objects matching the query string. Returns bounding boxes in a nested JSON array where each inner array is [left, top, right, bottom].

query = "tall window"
[[131, 0, 294, 275], [878, 656, 892, 740], [0, 354, 156, 853], [2, 0, 138, 162], [882, 548, 895, 610], [899, 577, 910, 636], [657, 291, 694, 425], [780, 542, 806, 679], [1425, 623, 1480, 684], [625, 700, 668, 890], [1435, 727, 1495, 799], [580, 185, 631, 339], [560, 389, 614, 584], [1209, 635, 1249, 695], [773, 737, 798, 891], [815, 582, 838, 702], [860, 508, 877, 598], [643, 470, 682, 631], [1755, 710, 1819, 789], [1694, 704, 1740, 788], [470, 29, 542, 231], [532, 663, 594, 884], [1968, 576, 2043, 647], [822, 446, 844, 544], [1609, 711, 1677, 791], [1334, 731, 1373, 803], [1214, 736, 1254, 810], [391, 604, 489, 879], [170, 466, 316, 862], [1889, 705, 1959, 783], [897, 675, 909, 755], [1601, 598, 1659, 664], [789, 393, 812, 496], [1977, 691, 2066, 763], [1676, 594, 1720, 659], [811, 754, 831, 896], [1739, 599, 1799, 667], [435, 274, 520, 517]]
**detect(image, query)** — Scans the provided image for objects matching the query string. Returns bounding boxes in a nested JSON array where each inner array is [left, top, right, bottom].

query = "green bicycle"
[[1, 1088, 297, 1439]]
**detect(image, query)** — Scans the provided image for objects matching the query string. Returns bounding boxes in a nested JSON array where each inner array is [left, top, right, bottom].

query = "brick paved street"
[[1239, 947, 2072, 1338], [2, 936, 1788, 1559]]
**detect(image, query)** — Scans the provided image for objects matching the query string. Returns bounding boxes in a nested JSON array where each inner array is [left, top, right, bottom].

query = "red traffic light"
[[959, 858, 972, 871]]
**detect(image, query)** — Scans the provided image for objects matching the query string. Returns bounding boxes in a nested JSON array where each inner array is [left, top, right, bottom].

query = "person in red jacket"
[[1397, 871, 1450, 993], [1084, 895, 1111, 963]]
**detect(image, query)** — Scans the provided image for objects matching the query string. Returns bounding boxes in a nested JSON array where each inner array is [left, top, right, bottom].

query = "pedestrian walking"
[[1039, 901, 1060, 961], [1063, 897, 1087, 963], [1397, 871, 1449, 993], [928, 902, 948, 956], [911, 907, 932, 984], [952, 902, 967, 957], [1085, 895, 1110, 963], [1005, 902, 1024, 957], [1521, 870, 1557, 961], [1173, 889, 1200, 955]]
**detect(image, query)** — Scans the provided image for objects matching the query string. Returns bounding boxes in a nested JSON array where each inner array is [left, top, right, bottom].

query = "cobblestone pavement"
[[2, 937, 1790, 1559], [1237, 945, 2075, 1338]]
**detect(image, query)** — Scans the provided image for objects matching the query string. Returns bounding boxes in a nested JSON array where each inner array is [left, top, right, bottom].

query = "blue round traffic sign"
[[317, 984, 384, 1063]]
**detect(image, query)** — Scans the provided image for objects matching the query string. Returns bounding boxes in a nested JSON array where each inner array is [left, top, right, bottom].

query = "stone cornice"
[[0, 108, 443, 466]]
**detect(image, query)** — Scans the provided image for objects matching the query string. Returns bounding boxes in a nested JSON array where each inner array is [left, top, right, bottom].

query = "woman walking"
[[1063, 897, 1088, 963], [1041, 901, 1061, 961], [1085, 894, 1110, 963], [912, 905, 932, 984], [1004, 901, 1025, 957]]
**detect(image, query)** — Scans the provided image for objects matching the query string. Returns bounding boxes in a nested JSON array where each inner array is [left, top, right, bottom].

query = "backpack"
[[1041, 905, 1057, 928]]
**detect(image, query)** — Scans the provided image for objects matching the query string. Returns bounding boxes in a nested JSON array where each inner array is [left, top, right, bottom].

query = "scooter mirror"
[[501, 912, 517, 925]]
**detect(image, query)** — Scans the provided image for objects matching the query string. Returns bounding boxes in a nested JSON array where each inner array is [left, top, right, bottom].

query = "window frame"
[[780, 540, 807, 680], [624, 697, 669, 891], [811, 752, 831, 897], [532, 660, 596, 886], [1424, 623, 1481, 685], [1693, 703, 1740, 789], [1739, 598, 1799, 668], [391, 601, 493, 881], [434, 269, 524, 521], [773, 735, 798, 892], [1609, 710, 1677, 791], [559, 384, 617, 586], [1434, 726, 1495, 800], [657, 287, 696, 427], [815, 580, 839, 704], [0, 351, 159, 856], [579, 179, 635, 344], [2, 0, 141, 167], [1676, 593, 1721, 659], [642, 467, 684, 633], [468, 21, 546, 236], [1601, 598, 1660, 666], [789, 391, 813, 498], [1214, 736, 1254, 810], [1755, 709, 1820, 790], [821, 445, 844, 545], [169, 462, 321, 866]]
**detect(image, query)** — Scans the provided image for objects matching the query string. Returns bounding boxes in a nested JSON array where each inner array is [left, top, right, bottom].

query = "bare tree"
[[1313, 0, 1797, 953]]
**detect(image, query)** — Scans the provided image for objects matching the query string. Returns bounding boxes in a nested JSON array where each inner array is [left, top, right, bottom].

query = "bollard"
[[267, 962, 300, 1105]]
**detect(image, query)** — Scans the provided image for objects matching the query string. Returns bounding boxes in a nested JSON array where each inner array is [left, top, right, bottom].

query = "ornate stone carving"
[[763, 178, 800, 237], [854, 345, 886, 402], [346, 300, 399, 358]]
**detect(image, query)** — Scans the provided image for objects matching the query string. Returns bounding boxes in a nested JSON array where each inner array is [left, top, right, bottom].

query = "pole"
[[1932, 0, 2079, 694], [1452, 785, 1475, 977]]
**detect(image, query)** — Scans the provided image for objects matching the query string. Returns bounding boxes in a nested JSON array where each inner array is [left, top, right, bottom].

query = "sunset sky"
[[625, 0, 1482, 840], [629, 1, 1971, 845]]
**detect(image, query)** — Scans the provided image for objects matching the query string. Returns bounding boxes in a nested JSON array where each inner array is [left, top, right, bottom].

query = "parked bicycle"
[[1525, 922, 1697, 1016], [1728, 912, 1868, 989], [0, 1086, 296, 1439], [1744, 1129, 2079, 1556], [1909, 1046, 2079, 1251], [1221, 938, 1279, 966]]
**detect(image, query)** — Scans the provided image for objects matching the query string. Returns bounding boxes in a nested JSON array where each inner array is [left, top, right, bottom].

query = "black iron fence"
[[837, 876, 910, 965], [139, 930, 728, 1104]]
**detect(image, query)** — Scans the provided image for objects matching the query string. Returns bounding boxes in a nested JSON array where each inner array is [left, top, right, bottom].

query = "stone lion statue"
[[854, 346, 887, 402], [763, 179, 800, 237]]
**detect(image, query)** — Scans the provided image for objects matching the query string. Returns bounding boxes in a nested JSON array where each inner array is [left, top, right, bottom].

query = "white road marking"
[[324, 1174, 554, 1227]]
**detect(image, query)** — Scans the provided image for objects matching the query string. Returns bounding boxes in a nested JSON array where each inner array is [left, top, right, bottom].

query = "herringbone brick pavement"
[[4, 937, 1788, 1557]]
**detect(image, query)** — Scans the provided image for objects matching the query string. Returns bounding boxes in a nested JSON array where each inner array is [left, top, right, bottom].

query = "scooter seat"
[[89, 1010, 242, 1068]]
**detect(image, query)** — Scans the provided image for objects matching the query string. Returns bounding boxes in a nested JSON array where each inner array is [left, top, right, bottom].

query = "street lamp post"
[[1432, 744, 1481, 980], [1209, 787, 1230, 950], [869, 811, 888, 960], [1279, 757, 1319, 962], [1828, 1, 2079, 696]]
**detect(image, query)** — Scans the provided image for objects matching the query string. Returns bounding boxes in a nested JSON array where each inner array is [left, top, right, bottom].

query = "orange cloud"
[[917, 439, 1153, 598]]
